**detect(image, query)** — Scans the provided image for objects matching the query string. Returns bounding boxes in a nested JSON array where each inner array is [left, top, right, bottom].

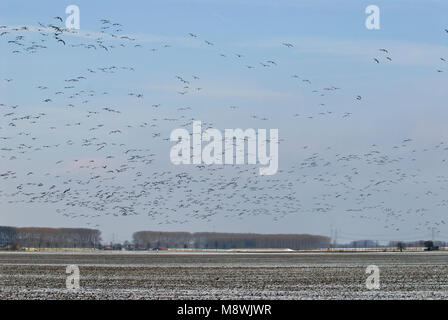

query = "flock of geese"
[[0, 15, 447, 241]]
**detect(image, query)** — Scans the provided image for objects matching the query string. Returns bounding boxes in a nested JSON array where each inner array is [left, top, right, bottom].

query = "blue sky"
[[1, 0, 448, 243]]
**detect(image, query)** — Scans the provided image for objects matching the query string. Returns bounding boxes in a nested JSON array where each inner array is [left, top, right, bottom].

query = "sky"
[[1, 0, 448, 243]]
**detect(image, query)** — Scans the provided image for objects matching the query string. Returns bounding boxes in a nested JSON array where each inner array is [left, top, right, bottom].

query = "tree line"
[[133, 231, 331, 249], [0, 226, 101, 249]]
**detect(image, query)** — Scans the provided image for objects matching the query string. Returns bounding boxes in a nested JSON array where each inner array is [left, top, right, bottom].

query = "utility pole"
[[330, 226, 333, 248], [333, 229, 338, 248]]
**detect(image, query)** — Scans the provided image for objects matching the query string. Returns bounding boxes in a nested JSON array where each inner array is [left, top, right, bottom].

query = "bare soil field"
[[0, 251, 447, 299]]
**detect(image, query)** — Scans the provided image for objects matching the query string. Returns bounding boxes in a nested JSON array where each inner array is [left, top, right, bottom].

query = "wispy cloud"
[[2, 24, 191, 45], [146, 82, 295, 100]]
